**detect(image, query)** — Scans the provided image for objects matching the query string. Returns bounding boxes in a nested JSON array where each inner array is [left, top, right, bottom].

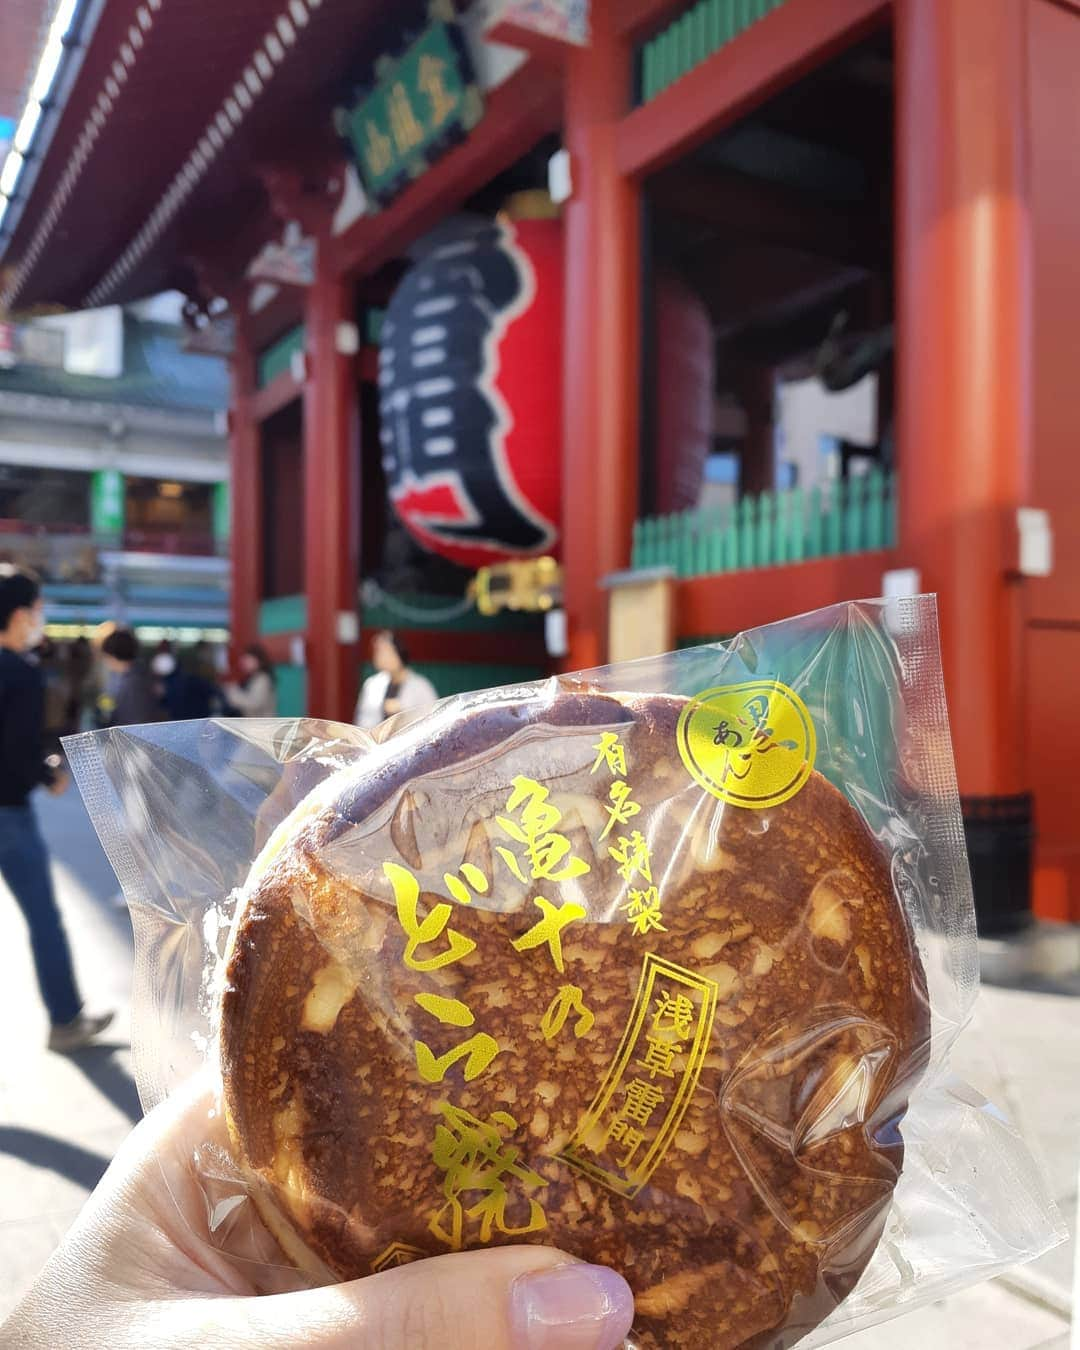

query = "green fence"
[[258, 594, 307, 636], [273, 664, 307, 718], [632, 471, 896, 578], [640, 0, 788, 103]]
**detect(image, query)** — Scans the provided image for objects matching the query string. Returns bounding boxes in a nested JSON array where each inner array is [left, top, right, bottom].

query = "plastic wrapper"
[[66, 596, 1063, 1348]]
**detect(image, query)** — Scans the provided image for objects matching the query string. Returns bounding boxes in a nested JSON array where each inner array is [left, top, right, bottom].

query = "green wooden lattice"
[[640, 0, 788, 102], [631, 472, 897, 578]]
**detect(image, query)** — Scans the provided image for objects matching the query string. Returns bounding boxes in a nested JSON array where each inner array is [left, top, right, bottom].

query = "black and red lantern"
[[379, 216, 563, 570]]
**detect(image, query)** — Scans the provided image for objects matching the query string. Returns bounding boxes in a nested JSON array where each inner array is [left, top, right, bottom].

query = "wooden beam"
[[303, 263, 360, 722], [895, 0, 1031, 801], [358, 626, 550, 668], [255, 162, 341, 236], [228, 311, 261, 662], [183, 205, 280, 301], [234, 623, 550, 673], [704, 258, 867, 343], [649, 164, 883, 268], [677, 551, 896, 637], [326, 63, 562, 282], [722, 277, 873, 367], [616, 0, 686, 43], [561, 0, 640, 671], [484, 17, 570, 68], [252, 367, 303, 424], [247, 285, 304, 354], [735, 363, 776, 495], [617, 0, 891, 178]]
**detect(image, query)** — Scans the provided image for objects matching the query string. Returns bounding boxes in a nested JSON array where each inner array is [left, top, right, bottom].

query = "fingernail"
[[510, 1263, 635, 1350]]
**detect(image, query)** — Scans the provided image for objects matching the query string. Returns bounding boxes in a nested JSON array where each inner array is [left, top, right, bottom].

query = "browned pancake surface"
[[221, 687, 928, 1348]]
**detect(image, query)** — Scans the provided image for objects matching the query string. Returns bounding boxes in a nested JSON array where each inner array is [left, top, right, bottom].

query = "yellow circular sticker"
[[676, 680, 816, 809]]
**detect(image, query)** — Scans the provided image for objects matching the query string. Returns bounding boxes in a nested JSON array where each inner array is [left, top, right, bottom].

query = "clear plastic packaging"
[[66, 596, 1063, 1348]]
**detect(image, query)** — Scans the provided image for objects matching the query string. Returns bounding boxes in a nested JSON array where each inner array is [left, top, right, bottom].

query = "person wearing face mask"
[[150, 641, 184, 720], [0, 566, 113, 1052]]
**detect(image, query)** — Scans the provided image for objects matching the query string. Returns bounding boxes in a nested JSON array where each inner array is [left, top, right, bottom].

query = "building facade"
[[0, 304, 229, 636]]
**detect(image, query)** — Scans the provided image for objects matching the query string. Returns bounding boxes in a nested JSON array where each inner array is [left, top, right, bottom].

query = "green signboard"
[[90, 468, 124, 536], [340, 8, 483, 206], [213, 481, 230, 547]]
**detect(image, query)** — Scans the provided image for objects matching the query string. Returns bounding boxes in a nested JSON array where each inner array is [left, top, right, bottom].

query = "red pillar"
[[303, 258, 360, 722], [229, 308, 261, 661], [895, 0, 1031, 799], [561, 0, 640, 671], [737, 365, 776, 497]]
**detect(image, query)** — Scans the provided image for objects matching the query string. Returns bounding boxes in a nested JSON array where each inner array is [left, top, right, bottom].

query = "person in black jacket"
[[0, 567, 113, 1052], [175, 641, 226, 720]]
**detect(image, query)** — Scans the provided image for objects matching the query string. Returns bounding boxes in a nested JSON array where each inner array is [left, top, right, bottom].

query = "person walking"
[[150, 641, 184, 719], [170, 640, 226, 720], [34, 636, 68, 750], [0, 567, 113, 1051], [64, 635, 94, 734], [99, 628, 163, 726], [223, 643, 277, 718], [355, 630, 437, 728]]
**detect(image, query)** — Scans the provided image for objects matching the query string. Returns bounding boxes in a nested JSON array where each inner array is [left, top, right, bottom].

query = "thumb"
[[188, 1245, 635, 1350]]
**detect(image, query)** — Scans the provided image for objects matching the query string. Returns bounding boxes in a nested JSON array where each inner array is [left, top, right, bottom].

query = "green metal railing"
[[631, 470, 896, 578], [640, 0, 788, 103]]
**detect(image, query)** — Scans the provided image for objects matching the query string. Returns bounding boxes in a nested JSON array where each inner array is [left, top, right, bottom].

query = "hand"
[[47, 769, 70, 797], [383, 697, 402, 716], [3, 1081, 635, 1349]]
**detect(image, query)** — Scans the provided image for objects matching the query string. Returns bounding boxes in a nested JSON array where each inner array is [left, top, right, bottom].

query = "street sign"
[[338, 5, 483, 208]]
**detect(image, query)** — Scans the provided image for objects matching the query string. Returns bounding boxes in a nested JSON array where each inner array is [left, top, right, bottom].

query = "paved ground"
[[0, 786, 1075, 1346], [837, 972, 1079, 1350], [0, 785, 137, 1324]]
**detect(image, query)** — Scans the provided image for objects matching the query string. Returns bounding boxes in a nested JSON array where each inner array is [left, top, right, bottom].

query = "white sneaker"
[[47, 1010, 115, 1053]]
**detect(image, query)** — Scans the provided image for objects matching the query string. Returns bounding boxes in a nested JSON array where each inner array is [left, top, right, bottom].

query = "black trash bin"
[[961, 793, 1034, 938]]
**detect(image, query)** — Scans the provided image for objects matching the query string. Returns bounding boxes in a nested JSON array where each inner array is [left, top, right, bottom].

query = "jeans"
[[0, 804, 82, 1025]]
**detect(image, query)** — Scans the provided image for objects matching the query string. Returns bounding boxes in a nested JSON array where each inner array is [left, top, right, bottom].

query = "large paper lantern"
[[379, 216, 562, 569]]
